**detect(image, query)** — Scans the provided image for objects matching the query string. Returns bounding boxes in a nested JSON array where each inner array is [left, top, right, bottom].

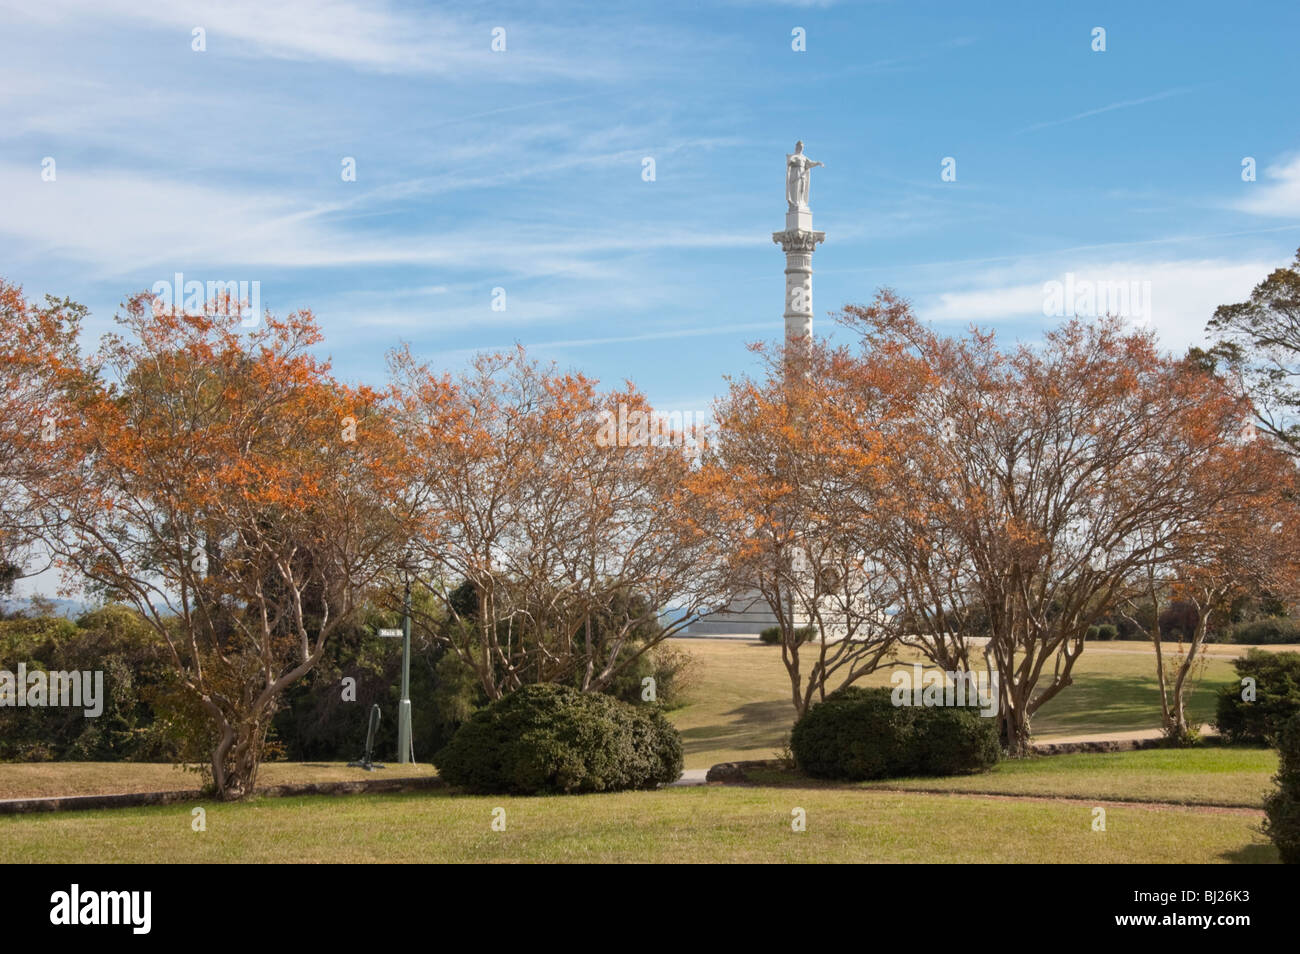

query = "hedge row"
[[0, 606, 179, 761], [1229, 618, 1300, 645], [2, 601, 692, 765]]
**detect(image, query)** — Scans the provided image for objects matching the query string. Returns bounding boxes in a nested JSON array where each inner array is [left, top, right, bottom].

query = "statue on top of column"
[[785, 140, 823, 211]]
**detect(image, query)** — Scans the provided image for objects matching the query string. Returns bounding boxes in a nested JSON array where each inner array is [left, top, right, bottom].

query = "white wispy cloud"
[[417, 322, 778, 366], [512, 322, 776, 350], [1016, 86, 1200, 134], [0, 0, 608, 79], [0, 162, 764, 277], [921, 258, 1271, 352], [1236, 155, 1300, 218]]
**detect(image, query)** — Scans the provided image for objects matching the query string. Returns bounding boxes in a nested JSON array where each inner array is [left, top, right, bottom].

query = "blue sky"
[[3, 0, 1300, 424]]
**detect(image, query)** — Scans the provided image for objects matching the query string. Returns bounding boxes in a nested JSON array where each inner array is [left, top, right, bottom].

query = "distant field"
[[0, 786, 1274, 864], [669, 638, 1244, 768]]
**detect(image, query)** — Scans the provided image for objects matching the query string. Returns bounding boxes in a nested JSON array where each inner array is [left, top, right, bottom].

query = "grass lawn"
[[669, 638, 1243, 768], [0, 637, 1252, 796], [743, 746, 1278, 808], [0, 638, 1280, 864], [0, 785, 1275, 863]]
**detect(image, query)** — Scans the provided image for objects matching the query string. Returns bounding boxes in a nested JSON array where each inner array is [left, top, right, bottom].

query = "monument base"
[[687, 589, 851, 639]]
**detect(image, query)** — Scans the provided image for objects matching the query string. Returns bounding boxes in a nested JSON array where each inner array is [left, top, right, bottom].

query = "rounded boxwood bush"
[[911, 703, 1004, 775], [790, 686, 999, 780], [789, 686, 915, 778], [434, 683, 683, 795], [1214, 649, 1300, 744]]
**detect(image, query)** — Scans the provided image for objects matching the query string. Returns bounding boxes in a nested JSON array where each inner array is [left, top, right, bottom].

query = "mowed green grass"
[[744, 747, 1277, 808], [669, 638, 1241, 768], [0, 637, 1252, 797], [0, 640, 1279, 864], [0, 786, 1275, 864]]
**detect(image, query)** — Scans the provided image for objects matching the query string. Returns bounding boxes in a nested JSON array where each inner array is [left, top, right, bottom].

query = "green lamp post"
[[397, 573, 412, 764]]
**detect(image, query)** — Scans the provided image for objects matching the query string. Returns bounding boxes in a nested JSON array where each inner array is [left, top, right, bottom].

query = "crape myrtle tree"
[[1207, 247, 1300, 455], [0, 280, 87, 592], [839, 292, 1274, 755], [687, 337, 927, 717], [1115, 427, 1299, 743], [35, 294, 402, 799], [387, 345, 726, 701]]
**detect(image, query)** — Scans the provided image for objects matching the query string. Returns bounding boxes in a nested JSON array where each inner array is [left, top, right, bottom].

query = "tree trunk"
[[211, 712, 271, 800], [1166, 610, 1209, 745], [1001, 703, 1033, 758]]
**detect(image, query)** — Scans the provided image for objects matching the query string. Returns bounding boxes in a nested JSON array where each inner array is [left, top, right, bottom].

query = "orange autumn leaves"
[[4, 276, 1298, 781], [386, 345, 720, 701], [689, 291, 1300, 749], [0, 280, 86, 578], [53, 295, 391, 570], [5, 288, 406, 798]]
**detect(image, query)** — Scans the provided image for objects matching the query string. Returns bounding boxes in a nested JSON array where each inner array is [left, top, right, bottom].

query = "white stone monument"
[[689, 142, 827, 636], [773, 141, 825, 350]]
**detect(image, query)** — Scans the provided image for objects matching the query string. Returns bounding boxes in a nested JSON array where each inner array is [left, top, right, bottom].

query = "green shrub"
[[1085, 624, 1119, 641], [434, 683, 683, 795], [271, 606, 484, 763], [0, 605, 178, 762], [1214, 650, 1300, 744], [759, 625, 815, 645], [789, 687, 910, 778], [911, 703, 1004, 775], [1230, 618, 1300, 645], [790, 686, 999, 780], [0, 600, 487, 766], [1264, 713, 1300, 864], [601, 641, 695, 709]]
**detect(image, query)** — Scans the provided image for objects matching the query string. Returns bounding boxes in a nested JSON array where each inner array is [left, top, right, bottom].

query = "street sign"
[[378, 628, 403, 638]]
